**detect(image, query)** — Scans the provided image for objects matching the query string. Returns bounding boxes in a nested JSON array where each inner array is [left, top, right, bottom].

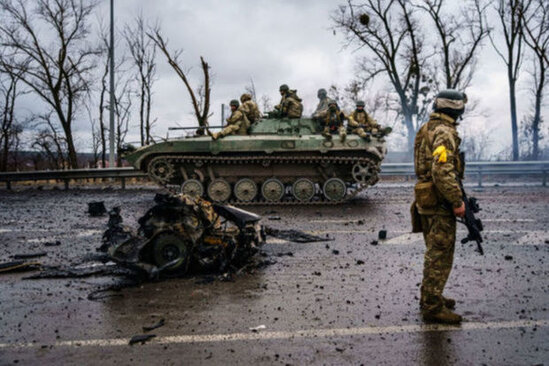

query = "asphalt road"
[[0, 185, 548, 365]]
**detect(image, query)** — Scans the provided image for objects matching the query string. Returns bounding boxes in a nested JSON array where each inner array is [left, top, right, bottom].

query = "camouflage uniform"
[[275, 89, 303, 119], [413, 111, 464, 317], [348, 109, 380, 137], [312, 89, 332, 120], [239, 94, 261, 123], [322, 106, 347, 142]]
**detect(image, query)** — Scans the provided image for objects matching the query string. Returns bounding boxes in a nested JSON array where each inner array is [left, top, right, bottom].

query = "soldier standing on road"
[[322, 101, 347, 142], [347, 100, 381, 141], [274, 84, 303, 119], [210, 100, 250, 140], [411, 89, 468, 324], [239, 93, 261, 124]]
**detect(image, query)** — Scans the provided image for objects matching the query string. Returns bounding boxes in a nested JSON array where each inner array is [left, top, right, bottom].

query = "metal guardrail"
[[0, 161, 547, 189]]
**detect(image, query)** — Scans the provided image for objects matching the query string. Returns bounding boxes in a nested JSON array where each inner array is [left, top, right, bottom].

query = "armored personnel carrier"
[[124, 117, 388, 204]]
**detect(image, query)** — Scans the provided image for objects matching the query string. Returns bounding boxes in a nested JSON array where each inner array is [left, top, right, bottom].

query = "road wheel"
[[207, 178, 231, 203], [292, 178, 315, 202], [323, 178, 347, 201], [261, 178, 285, 202], [234, 178, 258, 202], [181, 179, 204, 198], [147, 158, 175, 184]]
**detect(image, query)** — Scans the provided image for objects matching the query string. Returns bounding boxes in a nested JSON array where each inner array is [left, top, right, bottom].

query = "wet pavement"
[[0, 185, 548, 365]]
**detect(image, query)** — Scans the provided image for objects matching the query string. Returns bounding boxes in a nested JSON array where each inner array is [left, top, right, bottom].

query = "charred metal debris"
[[100, 193, 265, 279]]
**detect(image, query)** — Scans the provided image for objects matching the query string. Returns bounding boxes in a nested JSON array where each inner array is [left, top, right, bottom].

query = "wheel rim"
[[152, 232, 189, 271], [352, 162, 374, 184], [148, 158, 175, 184], [323, 178, 347, 201], [181, 179, 204, 198], [234, 178, 258, 202], [207, 179, 231, 202], [261, 178, 284, 202], [292, 178, 315, 201]]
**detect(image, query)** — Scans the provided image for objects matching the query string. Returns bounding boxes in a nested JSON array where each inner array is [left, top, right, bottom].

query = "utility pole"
[[221, 104, 225, 126], [108, 0, 115, 168]]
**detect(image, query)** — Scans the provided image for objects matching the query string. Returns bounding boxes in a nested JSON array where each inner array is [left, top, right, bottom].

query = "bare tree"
[[0, 71, 25, 171], [520, 0, 548, 160], [415, 0, 490, 90], [259, 95, 272, 114], [0, 0, 99, 168], [123, 14, 157, 146], [333, 0, 430, 152], [489, 0, 532, 161], [244, 78, 257, 101], [148, 29, 211, 134], [31, 112, 68, 170]]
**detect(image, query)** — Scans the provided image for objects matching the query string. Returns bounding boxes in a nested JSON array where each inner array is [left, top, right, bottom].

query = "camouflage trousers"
[[419, 214, 456, 314]]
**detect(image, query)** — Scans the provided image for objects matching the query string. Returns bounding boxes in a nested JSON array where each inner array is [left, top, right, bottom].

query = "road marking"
[[266, 238, 290, 245], [0, 319, 546, 350], [516, 231, 549, 245], [310, 219, 536, 224], [382, 233, 423, 245]]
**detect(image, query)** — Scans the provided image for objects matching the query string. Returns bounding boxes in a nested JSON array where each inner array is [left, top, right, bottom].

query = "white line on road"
[[0, 319, 546, 350], [310, 219, 536, 223]]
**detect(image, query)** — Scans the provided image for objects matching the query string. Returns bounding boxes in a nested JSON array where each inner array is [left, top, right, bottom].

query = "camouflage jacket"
[[276, 90, 303, 118], [348, 110, 380, 131], [225, 110, 249, 135], [414, 112, 463, 215], [239, 100, 261, 123], [325, 110, 346, 130], [312, 97, 333, 119]]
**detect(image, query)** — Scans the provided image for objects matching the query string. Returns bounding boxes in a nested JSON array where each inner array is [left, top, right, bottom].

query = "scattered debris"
[[143, 319, 165, 332], [332, 249, 340, 255], [356, 260, 365, 265], [268, 216, 281, 221], [24, 264, 136, 280], [88, 201, 107, 217], [265, 227, 333, 243], [249, 325, 266, 332], [43, 241, 61, 247], [129, 334, 156, 345], [378, 230, 387, 240], [0, 260, 41, 274], [504, 255, 513, 261], [370, 240, 378, 246], [12, 252, 47, 260]]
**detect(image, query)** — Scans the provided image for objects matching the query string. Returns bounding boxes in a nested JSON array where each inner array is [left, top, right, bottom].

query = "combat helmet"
[[229, 99, 240, 108], [279, 84, 289, 92], [434, 89, 467, 119], [317, 88, 327, 98], [356, 100, 365, 107], [240, 93, 252, 103]]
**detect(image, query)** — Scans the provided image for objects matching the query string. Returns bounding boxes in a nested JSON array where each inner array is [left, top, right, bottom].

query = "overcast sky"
[[14, 0, 549, 156]]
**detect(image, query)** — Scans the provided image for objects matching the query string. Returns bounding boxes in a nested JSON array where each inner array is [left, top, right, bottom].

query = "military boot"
[[443, 297, 456, 309], [422, 307, 462, 324], [322, 128, 332, 140], [340, 131, 347, 142]]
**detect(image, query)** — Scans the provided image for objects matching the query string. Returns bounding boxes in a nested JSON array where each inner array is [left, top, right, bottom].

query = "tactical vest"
[[414, 113, 463, 182], [351, 110, 370, 125], [325, 111, 344, 131]]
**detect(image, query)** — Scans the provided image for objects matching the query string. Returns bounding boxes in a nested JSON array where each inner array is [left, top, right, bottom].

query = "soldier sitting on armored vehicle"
[[348, 100, 390, 141], [274, 84, 303, 119], [210, 99, 250, 140], [322, 101, 347, 142], [239, 93, 261, 123], [312, 88, 333, 120]]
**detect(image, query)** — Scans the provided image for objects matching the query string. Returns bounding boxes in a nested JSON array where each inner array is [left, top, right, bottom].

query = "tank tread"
[[147, 154, 381, 205]]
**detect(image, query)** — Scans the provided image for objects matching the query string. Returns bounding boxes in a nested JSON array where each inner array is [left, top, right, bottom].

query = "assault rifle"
[[458, 152, 484, 255]]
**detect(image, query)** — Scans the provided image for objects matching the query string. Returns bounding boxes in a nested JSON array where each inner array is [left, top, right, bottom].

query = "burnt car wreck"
[[101, 193, 265, 278]]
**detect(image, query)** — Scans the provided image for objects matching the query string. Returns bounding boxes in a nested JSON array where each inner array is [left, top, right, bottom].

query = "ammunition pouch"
[[410, 201, 423, 233], [414, 181, 439, 210]]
